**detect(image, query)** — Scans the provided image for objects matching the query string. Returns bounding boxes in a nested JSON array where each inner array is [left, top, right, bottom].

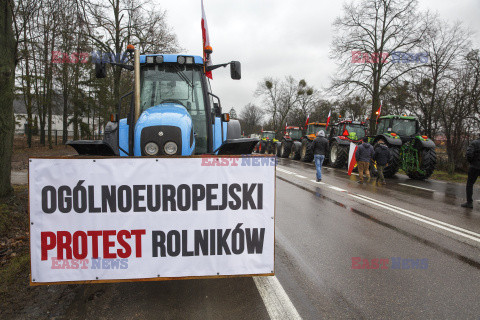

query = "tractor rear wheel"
[[407, 148, 436, 180], [383, 146, 400, 178], [280, 141, 292, 158], [289, 142, 301, 160], [329, 141, 348, 168], [275, 143, 281, 157], [301, 140, 314, 162]]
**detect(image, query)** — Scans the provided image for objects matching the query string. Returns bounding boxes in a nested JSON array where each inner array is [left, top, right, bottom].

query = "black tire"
[[280, 141, 292, 158], [329, 141, 348, 168], [289, 142, 301, 160], [275, 142, 282, 157], [407, 148, 436, 180], [259, 141, 266, 154], [383, 146, 400, 178], [266, 141, 274, 154], [300, 139, 314, 162]]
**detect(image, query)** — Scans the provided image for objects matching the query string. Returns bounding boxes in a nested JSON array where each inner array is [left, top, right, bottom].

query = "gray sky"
[[158, 0, 480, 114]]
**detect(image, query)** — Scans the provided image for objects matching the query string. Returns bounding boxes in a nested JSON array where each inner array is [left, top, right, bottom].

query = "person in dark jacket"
[[355, 137, 374, 184], [462, 137, 480, 208], [312, 130, 329, 182], [373, 140, 390, 185]]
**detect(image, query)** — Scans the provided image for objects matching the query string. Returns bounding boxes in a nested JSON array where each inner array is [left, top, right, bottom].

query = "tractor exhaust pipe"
[[134, 48, 141, 123]]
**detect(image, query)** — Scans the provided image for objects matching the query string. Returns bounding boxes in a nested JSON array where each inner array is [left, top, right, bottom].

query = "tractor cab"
[[261, 131, 276, 141], [337, 120, 366, 142], [67, 48, 258, 157], [376, 115, 419, 142], [305, 123, 327, 139], [285, 127, 303, 141]]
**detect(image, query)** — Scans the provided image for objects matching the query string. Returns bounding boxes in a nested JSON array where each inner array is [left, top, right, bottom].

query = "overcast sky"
[[157, 0, 480, 115]]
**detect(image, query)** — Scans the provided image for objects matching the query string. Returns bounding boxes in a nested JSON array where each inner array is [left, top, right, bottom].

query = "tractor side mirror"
[[230, 61, 241, 80], [95, 60, 107, 78]]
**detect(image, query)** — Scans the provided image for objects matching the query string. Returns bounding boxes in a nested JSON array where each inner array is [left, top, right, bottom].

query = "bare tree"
[[239, 103, 263, 136], [331, 0, 428, 134]]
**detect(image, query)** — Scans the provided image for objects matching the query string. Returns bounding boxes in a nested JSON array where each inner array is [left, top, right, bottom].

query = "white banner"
[[29, 157, 276, 284]]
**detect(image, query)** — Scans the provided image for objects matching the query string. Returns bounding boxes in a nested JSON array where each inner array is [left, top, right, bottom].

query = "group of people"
[[311, 131, 390, 184], [311, 130, 480, 209]]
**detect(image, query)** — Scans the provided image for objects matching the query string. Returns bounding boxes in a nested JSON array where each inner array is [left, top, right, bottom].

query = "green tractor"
[[255, 131, 278, 154], [372, 115, 436, 179]]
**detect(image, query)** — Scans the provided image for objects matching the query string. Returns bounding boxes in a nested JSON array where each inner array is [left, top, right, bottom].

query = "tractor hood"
[[134, 103, 195, 156]]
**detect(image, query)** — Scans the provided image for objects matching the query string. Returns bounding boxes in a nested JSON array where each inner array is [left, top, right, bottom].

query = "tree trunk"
[[0, 0, 16, 196]]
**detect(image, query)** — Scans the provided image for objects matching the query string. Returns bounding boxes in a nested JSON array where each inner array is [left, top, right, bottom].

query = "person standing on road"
[[355, 137, 374, 184], [312, 130, 329, 182], [462, 136, 480, 208], [373, 140, 390, 185]]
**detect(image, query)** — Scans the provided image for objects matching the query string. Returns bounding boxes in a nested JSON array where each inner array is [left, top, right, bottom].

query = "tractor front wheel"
[[280, 141, 292, 158], [329, 141, 348, 168], [301, 140, 314, 162]]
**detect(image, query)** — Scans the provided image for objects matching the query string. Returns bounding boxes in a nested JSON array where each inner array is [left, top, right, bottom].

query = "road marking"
[[351, 173, 359, 176], [351, 193, 480, 243], [310, 180, 325, 185], [294, 174, 306, 179], [398, 183, 435, 192], [253, 276, 302, 320], [328, 186, 346, 192], [277, 168, 294, 175]]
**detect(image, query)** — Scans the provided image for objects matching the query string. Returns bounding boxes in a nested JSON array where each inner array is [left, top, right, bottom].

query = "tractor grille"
[[140, 125, 182, 156]]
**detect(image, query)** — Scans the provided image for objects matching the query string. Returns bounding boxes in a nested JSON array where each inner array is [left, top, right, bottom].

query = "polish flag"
[[285, 122, 288, 132], [305, 114, 310, 128], [201, 0, 213, 79], [376, 100, 382, 122], [325, 110, 331, 129], [348, 142, 358, 175]]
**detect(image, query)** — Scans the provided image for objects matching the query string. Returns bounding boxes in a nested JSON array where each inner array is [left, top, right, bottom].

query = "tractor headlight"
[[164, 141, 178, 155], [177, 56, 186, 64], [145, 142, 159, 155]]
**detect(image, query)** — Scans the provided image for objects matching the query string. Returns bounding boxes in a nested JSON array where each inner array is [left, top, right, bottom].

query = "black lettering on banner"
[[246, 228, 265, 254], [177, 184, 191, 211], [206, 184, 219, 210], [228, 184, 241, 210], [152, 231, 166, 257], [167, 230, 180, 256], [218, 184, 228, 210], [192, 184, 205, 210], [102, 185, 116, 212], [217, 229, 231, 255], [242, 183, 256, 210], [58, 186, 72, 213], [181, 230, 194, 256], [88, 186, 101, 213], [257, 184, 263, 210], [209, 229, 216, 255], [118, 185, 132, 212], [162, 185, 177, 211], [147, 185, 161, 212], [73, 180, 87, 213], [231, 223, 245, 254], [133, 185, 146, 212], [194, 230, 208, 256]]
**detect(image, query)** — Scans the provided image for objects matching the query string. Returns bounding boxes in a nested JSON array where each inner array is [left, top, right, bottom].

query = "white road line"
[[398, 183, 435, 192], [351, 173, 359, 176], [294, 174, 306, 179], [328, 186, 346, 192], [253, 276, 302, 320], [310, 180, 325, 185], [351, 194, 480, 243]]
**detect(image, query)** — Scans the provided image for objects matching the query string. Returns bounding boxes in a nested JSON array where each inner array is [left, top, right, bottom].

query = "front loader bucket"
[[66, 140, 117, 156], [216, 138, 259, 155]]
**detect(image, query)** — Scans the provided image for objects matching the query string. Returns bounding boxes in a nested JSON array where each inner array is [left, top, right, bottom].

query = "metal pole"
[[134, 48, 141, 123]]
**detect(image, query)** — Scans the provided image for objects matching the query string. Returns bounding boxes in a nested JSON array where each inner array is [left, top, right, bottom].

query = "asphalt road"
[[11, 160, 480, 319]]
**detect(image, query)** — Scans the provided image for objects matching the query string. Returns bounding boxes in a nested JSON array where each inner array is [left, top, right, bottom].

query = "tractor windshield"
[[392, 119, 417, 137], [262, 132, 275, 139], [344, 124, 365, 140], [287, 129, 303, 139], [307, 125, 326, 135], [140, 64, 208, 153]]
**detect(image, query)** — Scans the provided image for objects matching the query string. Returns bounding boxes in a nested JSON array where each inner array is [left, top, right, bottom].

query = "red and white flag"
[[285, 122, 288, 132], [305, 114, 310, 128], [376, 100, 382, 122], [326, 110, 331, 129], [348, 142, 358, 176], [201, 0, 213, 79]]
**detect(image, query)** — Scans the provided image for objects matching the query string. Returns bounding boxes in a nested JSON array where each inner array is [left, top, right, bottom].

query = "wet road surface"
[[11, 160, 480, 319]]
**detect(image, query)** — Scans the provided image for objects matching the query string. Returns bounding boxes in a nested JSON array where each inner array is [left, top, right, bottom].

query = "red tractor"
[[275, 126, 304, 159], [327, 120, 367, 168]]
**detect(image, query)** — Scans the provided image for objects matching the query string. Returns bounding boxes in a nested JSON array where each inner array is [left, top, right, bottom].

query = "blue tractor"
[[68, 46, 258, 156]]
